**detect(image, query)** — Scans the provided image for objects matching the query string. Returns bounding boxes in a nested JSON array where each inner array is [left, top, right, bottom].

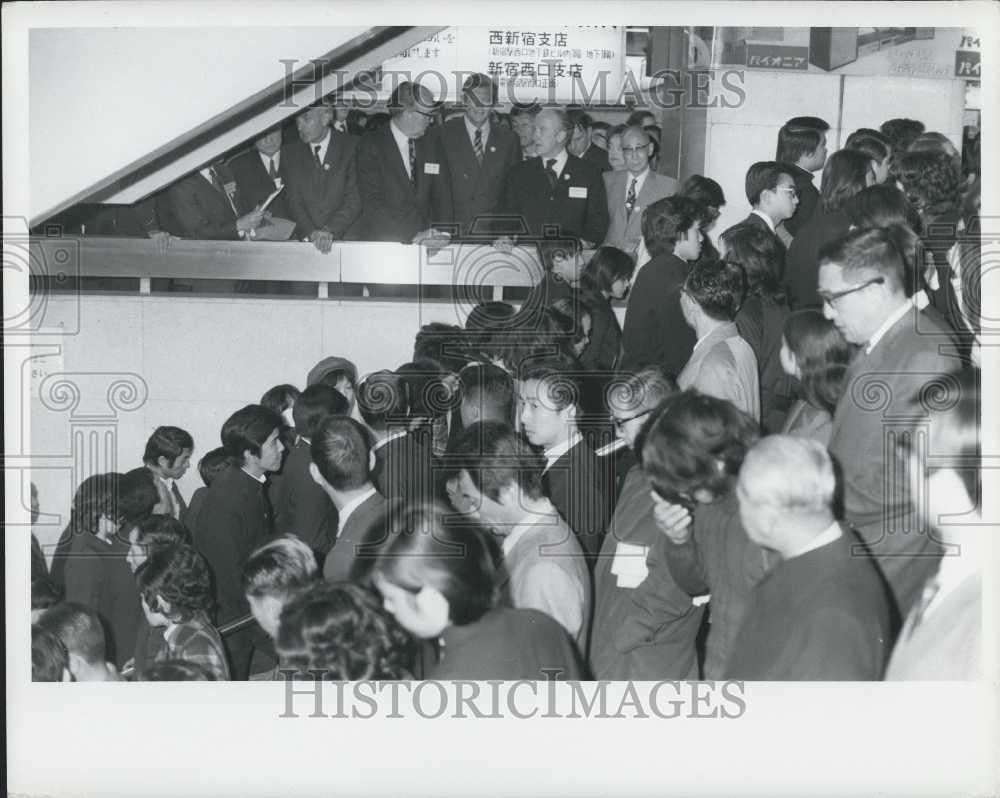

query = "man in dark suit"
[[167, 159, 265, 240], [357, 370, 435, 505], [510, 103, 539, 160], [568, 108, 611, 173], [518, 360, 611, 568], [141, 426, 194, 524], [229, 126, 295, 229], [819, 227, 958, 627], [726, 436, 891, 680], [720, 161, 799, 268], [776, 116, 829, 238], [192, 405, 284, 679], [282, 101, 362, 253], [496, 107, 609, 250], [307, 416, 392, 583], [432, 73, 520, 239], [268, 385, 348, 559], [354, 81, 452, 245], [620, 195, 703, 376]]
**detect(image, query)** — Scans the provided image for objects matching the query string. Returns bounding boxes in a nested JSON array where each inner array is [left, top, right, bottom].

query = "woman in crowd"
[[590, 367, 705, 681], [641, 391, 770, 679], [778, 309, 850, 445], [785, 148, 873, 309], [276, 581, 414, 680], [578, 245, 635, 372], [845, 128, 892, 185], [372, 504, 584, 680], [679, 175, 727, 266], [723, 224, 795, 433]]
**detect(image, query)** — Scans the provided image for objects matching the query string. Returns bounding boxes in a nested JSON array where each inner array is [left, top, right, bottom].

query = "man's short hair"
[[739, 435, 835, 515], [510, 102, 540, 119], [414, 323, 469, 375], [142, 426, 194, 467], [119, 467, 160, 527], [37, 602, 107, 665], [32, 625, 69, 682], [311, 416, 373, 491], [387, 81, 439, 117], [243, 536, 318, 600], [626, 110, 656, 127], [606, 366, 677, 417], [818, 226, 906, 292], [357, 371, 409, 429], [567, 108, 593, 132], [844, 130, 890, 164], [134, 513, 192, 552], [462, 72, 497, 104], [744, 161, 791, 206], [221, 404, 282, 461], [537, 237, 582, 273], [540, 106, 574, 139], [683, 258, 746, 322], [459, 363, 515, 423], [879, 118, 925, 156], [776, 116, 829, 163], [260, 384, 300, 417], [453, 421, 544, 502], [292, 384, 350, 440], [197, 446, 230, 487], [642, 195, 703, 258], [520, 358, 583, 413], [679, 175, 726, 209]]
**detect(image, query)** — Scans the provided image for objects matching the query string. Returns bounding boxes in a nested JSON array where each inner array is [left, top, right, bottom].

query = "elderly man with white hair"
[[725, 435, 891, 680]]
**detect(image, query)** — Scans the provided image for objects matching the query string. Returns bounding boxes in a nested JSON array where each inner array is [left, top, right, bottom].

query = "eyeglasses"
[[818, 276, 885, 306], [621, 146, 648, 156], [774, 186, 799, 198], [612, 409, 652, 430]]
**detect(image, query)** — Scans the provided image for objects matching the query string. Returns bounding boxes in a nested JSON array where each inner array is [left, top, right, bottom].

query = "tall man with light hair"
[[726, 435, 891, 680]]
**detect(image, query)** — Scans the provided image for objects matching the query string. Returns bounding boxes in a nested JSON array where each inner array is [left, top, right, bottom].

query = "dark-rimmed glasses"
[[818, 276, 885, 307], [612, 409, 652, 430]]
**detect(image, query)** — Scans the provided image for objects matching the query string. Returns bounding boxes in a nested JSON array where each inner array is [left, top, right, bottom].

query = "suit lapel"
[[382, 127, 415, 197]]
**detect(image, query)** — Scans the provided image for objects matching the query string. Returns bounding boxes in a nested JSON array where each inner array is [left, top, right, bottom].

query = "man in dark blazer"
[[726, 436, 891, 680], [495, 107, 609, 249], [306, 416, 392, 583], [268, 385, 347, 559], [229, 126, 295, 229], [568, 109, 611, 173], [356, 370, 435, 505], [167, 159, 264, 240], [775, 116, 829, 238], [353, 81, 453, 244], [720, 161, 799, 269], [620, 195, 703, 376], [193, 405, 284, 679], [519, 361, 611, 568], [820, 228, 958, 628], [431, 73, 521, 239], [283, 102, 362, 252]]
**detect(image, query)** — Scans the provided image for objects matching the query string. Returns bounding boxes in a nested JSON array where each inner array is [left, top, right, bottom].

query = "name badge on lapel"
[[568, 186, 588, 199], [424, 162, 440, 175]]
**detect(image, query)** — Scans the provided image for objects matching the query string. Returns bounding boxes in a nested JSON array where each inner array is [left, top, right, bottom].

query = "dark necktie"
[[473, 128, 484, 165], [625, 177, 638, 219], [545, 158, 558, 192], [408, 138, 417, 187], [313, 145, 323, 170], [170, 482, 186, 520], [210, 168, 238, 216], [268, 157, 278, 180]]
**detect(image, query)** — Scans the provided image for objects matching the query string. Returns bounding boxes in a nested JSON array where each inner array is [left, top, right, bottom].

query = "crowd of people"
[[30, 74, 983, 684]]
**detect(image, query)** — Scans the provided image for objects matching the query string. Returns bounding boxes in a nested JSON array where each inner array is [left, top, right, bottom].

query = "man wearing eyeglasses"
[[818, 227, 959, 628], [601, 125, 678, 257], [722, 161, 798, 261], [354, 81, 453, 246]]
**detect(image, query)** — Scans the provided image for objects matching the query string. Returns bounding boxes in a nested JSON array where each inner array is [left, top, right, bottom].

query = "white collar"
[[308, 129, 332, 163], [502, 499, 558, 557], [626, 167, 649, 190], [911, 289, 930, 310], [865, 299, 911, 355], [783, 520, 841, 561], [543, 428, 582, 471], [751, 208, 776, 232], [258, 150, 280, 169], [337, 485, 378, 535], [372, 428, 409, 453], [464, 115, 490, 144], [691, 321, 735, 354], [539, 148, 568, 177], [240, 466, 266, 484]]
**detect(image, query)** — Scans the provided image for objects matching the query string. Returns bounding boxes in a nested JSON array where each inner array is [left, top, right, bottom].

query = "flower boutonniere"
[[223, 181, 237, 198], [563, 173, 570, 180]]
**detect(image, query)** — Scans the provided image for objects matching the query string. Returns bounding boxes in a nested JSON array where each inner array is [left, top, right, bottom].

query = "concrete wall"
[[694, 71, 967, 243]]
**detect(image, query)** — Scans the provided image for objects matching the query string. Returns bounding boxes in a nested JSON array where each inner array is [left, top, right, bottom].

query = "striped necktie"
[[268, 157, 278, 180], [625, 177, 638, 219], [473, 128, 484, 164], [408, 138, 417, 187], [545, 158, 558, 192]]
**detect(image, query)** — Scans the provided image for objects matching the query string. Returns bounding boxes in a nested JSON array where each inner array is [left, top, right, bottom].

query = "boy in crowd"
[[142, 426, 194, 522], [775, 116, 829, 238]]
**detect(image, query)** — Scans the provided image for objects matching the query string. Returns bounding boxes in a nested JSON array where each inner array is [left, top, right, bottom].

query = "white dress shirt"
[[865, 299, 912, 355], [783, 520, 842, 561], [308, 129, 332, 167], [540, 148, 569, 178], [543, 428, 582, 472], [464, 116, 491, 150], [624, 167, 650, 202], [390, 120, 414, 180], [259, 150, 281, 181], [336, 486, 378, 538], [751, 208, 776, 232]]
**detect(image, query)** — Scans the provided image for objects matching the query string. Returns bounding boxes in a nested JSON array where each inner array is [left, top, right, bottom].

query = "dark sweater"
[[620, 252, 695, 377], [782, 163, 820, 238], [432, 607, 585, 680], [725, 526, 891, 680], [784, 206, 851, 310]]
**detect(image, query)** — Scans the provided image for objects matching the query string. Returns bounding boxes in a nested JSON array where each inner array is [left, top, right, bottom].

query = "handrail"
[[29, 236, 562, 297]]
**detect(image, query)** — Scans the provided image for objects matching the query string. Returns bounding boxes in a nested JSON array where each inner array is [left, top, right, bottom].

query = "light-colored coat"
[[602, 169, 677, 255]]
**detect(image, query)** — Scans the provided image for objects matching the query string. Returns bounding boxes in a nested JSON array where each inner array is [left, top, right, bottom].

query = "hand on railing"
[[236, 208, 266, 234], [309, 229, 335, 254], [492, 235, 515, 253], [411, 228, 451, 255], [147, 229, 175, 255]]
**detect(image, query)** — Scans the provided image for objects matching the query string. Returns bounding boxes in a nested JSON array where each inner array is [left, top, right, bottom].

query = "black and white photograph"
[[4, 1, 997, 795]]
